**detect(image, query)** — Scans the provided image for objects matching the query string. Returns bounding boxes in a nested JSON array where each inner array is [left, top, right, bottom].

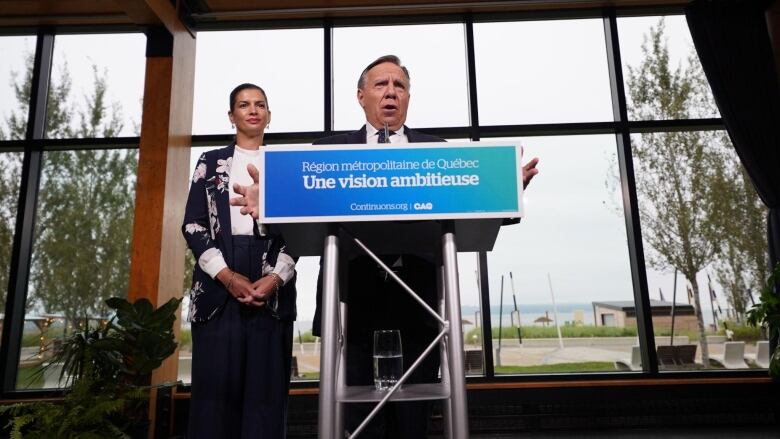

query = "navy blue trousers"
[[188, 236, 294, 438]]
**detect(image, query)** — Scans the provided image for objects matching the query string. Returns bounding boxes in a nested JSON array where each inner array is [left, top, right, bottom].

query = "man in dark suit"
[[310, 55, 448, 438], [232, 55, 539, 437]]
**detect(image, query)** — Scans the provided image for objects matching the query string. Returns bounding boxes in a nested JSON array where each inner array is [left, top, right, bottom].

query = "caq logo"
[[414, 202, 433, 211]]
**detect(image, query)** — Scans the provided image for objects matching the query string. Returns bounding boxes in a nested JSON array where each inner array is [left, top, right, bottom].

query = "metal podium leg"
[[335, 300, 347, 437], [442, 228, 469, 439], [439, 267, 453, 439], [319, 232, 340, 439]]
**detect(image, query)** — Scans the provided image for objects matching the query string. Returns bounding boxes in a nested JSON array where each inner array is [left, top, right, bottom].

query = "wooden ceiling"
[[0, 0, 690, 29]]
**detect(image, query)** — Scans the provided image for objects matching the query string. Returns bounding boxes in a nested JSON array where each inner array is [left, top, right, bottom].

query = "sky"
[[1, 15, 748, 329]]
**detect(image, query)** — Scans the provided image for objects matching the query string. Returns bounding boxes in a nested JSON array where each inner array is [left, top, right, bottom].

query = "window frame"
[[1, 6, 767, 398], [0, 29, 143, 396]]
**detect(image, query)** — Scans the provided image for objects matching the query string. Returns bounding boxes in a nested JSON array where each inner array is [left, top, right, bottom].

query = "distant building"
[[592, 300, 698, 331], [572, 309, 585, 326]]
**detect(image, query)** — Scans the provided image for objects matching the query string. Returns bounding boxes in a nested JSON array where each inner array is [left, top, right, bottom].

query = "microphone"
[[383, 122, 390, 144]]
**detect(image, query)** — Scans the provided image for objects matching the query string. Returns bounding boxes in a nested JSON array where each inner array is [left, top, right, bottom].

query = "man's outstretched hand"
[[521, 146, 540, 189], [230, 164, 260, 219], [522, 156, 539, 189]]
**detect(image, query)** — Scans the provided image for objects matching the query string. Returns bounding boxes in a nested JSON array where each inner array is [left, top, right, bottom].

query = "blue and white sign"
[[258, 142, 523, 223]]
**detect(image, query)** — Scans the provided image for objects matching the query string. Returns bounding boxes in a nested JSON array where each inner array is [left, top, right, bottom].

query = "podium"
[[279, 218, 503, 439]]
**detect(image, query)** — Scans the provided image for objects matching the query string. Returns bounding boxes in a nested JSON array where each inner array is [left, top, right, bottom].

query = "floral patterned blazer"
[[181, 143, 296, 323]]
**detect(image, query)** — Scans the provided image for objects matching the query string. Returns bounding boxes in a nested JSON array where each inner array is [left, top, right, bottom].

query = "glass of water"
[[373, 329, 403, 391]]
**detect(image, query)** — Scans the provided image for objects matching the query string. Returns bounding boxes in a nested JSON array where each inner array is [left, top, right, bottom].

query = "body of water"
[[292, 302, 598, 334], [462, 303, 596, 328]]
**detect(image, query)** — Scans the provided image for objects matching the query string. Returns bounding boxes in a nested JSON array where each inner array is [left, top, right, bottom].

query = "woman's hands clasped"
[[216, 268, 278, 308]]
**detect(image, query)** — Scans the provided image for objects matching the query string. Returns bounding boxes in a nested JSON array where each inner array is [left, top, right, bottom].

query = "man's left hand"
[[522, 156, 540, 189]]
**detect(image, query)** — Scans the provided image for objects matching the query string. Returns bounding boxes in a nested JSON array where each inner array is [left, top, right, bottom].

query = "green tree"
[[1, 53, 75, 140], [0, 153, 21, 312], [709, 145, 767, 322], [627, 19, 724, 366], [32, 148, 137, 328], [0, 53, 35, 313], [2, 52, 137, 329]]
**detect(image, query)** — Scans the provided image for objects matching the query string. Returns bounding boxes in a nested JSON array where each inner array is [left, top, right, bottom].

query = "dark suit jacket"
[[311, 125, 443, 338], [182, 143, 297, 322], [313, 124, 442, 146]]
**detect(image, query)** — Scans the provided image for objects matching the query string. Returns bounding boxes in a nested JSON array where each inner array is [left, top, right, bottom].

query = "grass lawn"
[[293, 362, 616, 380], [294, 373, 320, 381], [16, 364, 45, 389], [495, 361, 615, 374]]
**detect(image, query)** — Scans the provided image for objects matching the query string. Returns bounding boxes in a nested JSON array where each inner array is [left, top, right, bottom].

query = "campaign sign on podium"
[[257, 142, 523, 223]]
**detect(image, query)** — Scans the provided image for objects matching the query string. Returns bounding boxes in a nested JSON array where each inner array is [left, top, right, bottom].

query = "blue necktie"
[[377, 129, 395, 144]]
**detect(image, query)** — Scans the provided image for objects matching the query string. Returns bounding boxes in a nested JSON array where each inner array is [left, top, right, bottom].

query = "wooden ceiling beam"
[[0, 1, 129, 27], [0, 0, 692, 29], [142, 0, 191, 34], [112, 0, 163, 26], [112, 0, 192, 34], [190, 0, 689, 22]]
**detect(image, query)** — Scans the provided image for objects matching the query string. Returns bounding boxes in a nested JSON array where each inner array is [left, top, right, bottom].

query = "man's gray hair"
[[357, 55, 411, 90]]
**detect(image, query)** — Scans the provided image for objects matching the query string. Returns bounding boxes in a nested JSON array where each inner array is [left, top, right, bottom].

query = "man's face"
[[357, 62, 410, 131]]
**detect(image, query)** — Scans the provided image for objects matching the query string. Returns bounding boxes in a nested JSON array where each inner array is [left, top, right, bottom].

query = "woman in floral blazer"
[[182, 83, 296, 438]]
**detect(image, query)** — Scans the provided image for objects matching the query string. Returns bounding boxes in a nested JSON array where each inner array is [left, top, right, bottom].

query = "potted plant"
[[746, 262, 780, 378], [1, 296, 182, 438]]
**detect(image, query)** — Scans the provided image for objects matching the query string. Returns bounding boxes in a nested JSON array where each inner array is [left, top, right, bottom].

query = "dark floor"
[[448, 427, 780, 438], [176, 382, 780, 438]]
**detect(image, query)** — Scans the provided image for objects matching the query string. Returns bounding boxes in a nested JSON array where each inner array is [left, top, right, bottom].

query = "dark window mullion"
[[603, 10, 657, 374], [323, 20, 333, 136], [0, 30, 54, 393], [477, 251, 495, 378], [465, 16, 494, 378], [464, 16, 480, 142]]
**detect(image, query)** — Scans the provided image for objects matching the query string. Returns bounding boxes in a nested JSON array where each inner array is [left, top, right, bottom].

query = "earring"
[[231, 123, 235, 129], [266, 124, 270, 129]]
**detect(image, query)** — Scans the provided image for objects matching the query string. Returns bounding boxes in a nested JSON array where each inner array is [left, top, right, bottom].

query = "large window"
[[193, 29, 324, 134], [0, 35, 34, 140], [333, 24, 470, 130], [619, 15, 764, 371], [618, 16, 720, 120], [474, 19, 613, 125], [3, 8, 769, 397], [631, 131, 766, 371], [16, 148, 138, 389], [0, 35, 33, 359], [484, 135, 636, 374], [179, 12, 766, 383], [46, 34, 145, 138], [2, 32, 145, 390]]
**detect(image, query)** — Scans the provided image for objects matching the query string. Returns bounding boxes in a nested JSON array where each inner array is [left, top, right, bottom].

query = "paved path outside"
[[285, 339, 761, 373], [169, 339, 763, 381]]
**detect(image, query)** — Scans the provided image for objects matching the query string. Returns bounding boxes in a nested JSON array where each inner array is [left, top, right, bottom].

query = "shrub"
[[718, 321, 761, 342], [465, 325, 639, 341]]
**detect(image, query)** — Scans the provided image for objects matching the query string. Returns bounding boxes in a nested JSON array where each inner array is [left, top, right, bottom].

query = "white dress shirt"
[[365, 122, 408, 144], [365, 123, 406, 269]]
